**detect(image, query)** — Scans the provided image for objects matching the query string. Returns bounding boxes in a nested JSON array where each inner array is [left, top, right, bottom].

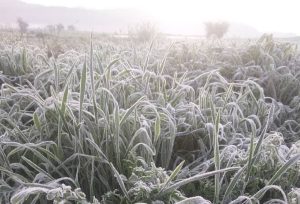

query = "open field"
[[1, 31, 300, 203]]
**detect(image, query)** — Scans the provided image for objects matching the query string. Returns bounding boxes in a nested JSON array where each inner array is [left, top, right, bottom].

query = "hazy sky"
[[22, 0, 300, 34]]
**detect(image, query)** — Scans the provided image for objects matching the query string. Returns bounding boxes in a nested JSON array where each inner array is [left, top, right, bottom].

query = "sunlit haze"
[[21, 0, 300, 35]]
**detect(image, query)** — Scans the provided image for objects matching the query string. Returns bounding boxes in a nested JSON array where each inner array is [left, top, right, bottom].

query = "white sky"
[[22, 0, 300, 34]]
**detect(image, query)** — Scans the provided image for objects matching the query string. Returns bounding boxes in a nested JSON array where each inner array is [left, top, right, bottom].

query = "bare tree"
[[17, 18, 29, 36], [205, 22, 229, 39]]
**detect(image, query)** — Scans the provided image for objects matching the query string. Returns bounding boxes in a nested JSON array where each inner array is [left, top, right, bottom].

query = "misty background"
[[0, 0, 299, 38]]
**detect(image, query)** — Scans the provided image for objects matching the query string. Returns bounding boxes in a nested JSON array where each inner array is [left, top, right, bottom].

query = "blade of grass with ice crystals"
[[33, 112, 41, 131], [57, 85, 69, 158], [11, 186, 50, 204], [267, 153, 300, 185], [161, 167, 239, 196], [114, 104, 121, 168], [124, 127, 152, 157], [90, 157, 95, 200], [143, 40, 154, 72], [99, 88, 121, 166], [21, 156, 54, 180], [159, 160, 185, 194], [79, 58, 87, 122], [109, 162, 129, 200], [21, 48, 27, 73], [89, 34, 98, 124], [253, 103, 274, 158], [154, 115, 161, 144], [241, 118, 256, 183], [53, 61, 59, 92], [251, 185, 288, 202], [222, 166, 245, 203], [213, 110, 221, 203], [159, 43, 175, 75], [120, 96, 145, 126], [104, 58, 119, 89]]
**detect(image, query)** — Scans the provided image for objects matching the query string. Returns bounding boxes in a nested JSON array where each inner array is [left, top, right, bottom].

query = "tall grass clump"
[[1, 31, 300, 203]]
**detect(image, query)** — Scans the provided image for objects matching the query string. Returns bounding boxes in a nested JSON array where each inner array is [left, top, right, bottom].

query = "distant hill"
[[0, 0, 297, 38], [0, 0, 153, 32]]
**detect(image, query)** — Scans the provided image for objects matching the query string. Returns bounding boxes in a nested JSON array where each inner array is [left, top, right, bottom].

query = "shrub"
[[128, 22, 158, 42], [204, 21, 229, 39]]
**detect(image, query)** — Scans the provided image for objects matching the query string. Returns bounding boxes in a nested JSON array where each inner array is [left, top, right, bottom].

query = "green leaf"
[[33, 112, 41, 131]]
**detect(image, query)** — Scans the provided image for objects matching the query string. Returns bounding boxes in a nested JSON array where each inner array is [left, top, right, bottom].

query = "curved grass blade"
[[267, 153, 300, 185]]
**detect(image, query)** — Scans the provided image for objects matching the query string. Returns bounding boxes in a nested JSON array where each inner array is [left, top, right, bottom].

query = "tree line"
[[16, 17, 229, 39]]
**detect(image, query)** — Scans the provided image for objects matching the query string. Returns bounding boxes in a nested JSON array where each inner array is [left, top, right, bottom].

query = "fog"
[[1, 0, 299, 37]]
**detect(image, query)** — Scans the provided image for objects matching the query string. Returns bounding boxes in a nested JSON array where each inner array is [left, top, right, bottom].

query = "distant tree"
[[56, 24, 64, 34], [35, 30, 46, 45], [205, 22, 229, 39], [46, 25, 56, 34], [67, 25, 76, 32], [17, 18, 29, 36], [128, 22, 158, 42]]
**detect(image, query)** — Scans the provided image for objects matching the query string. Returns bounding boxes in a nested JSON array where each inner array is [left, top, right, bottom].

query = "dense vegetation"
[[1, 32, 300, 204]]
